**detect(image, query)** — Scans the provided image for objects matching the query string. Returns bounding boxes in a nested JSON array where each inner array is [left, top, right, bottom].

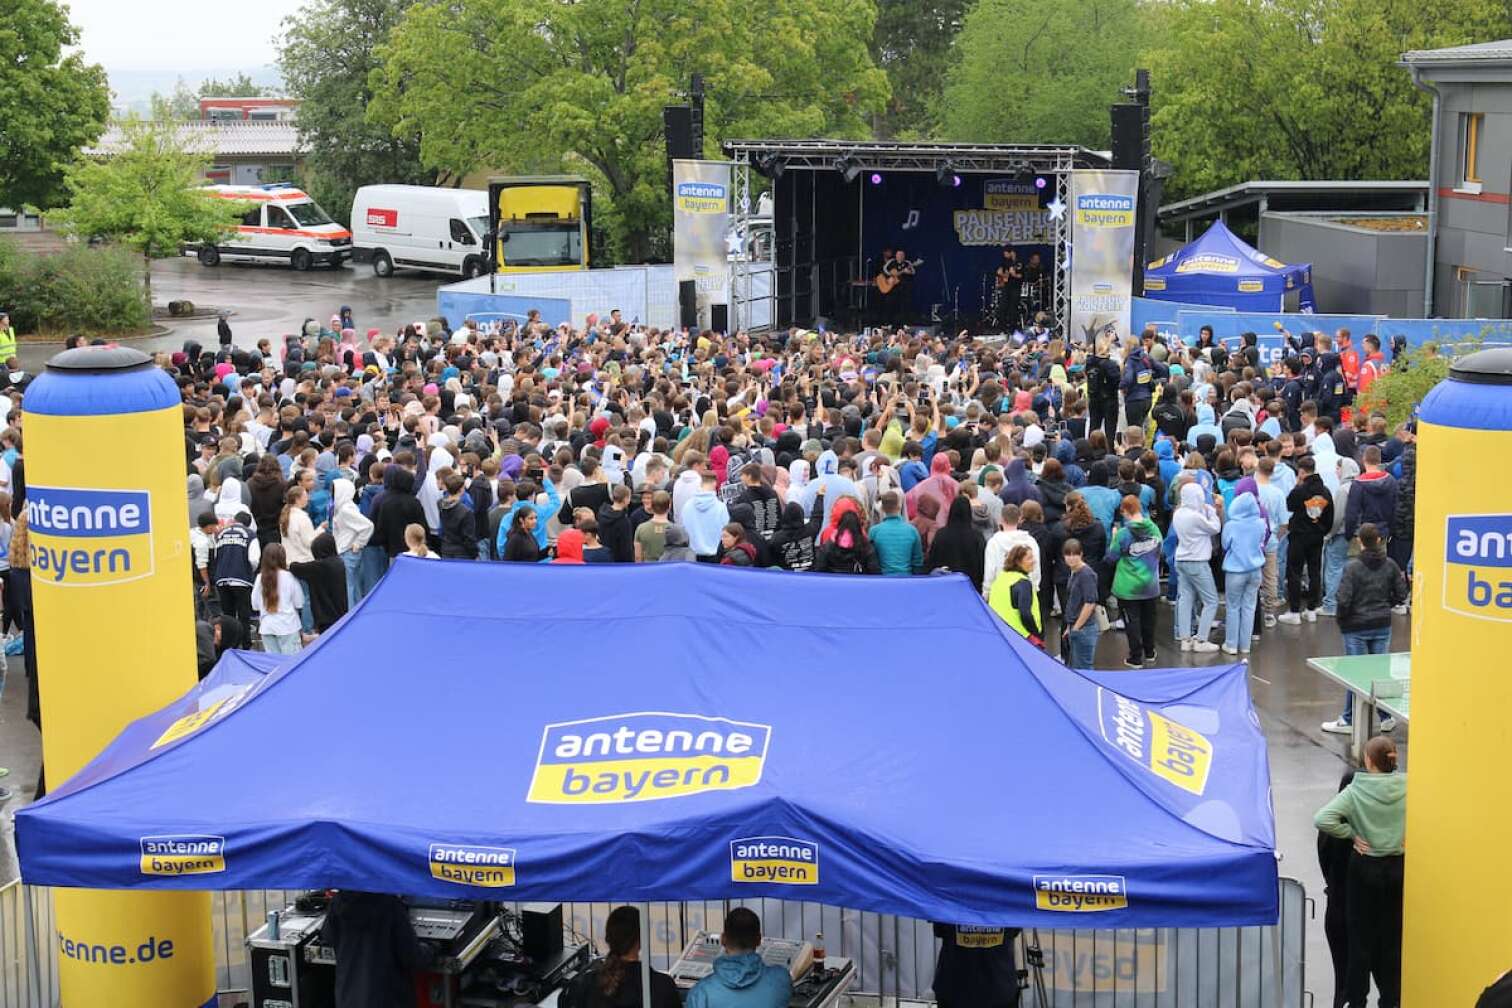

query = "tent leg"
[[1270, 918, 1284, 1008], [24, 887, 44, 1008], [642, 902, 654, 1008]]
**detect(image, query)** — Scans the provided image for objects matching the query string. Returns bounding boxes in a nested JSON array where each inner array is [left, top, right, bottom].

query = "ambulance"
[[191, 183, 352, 270]]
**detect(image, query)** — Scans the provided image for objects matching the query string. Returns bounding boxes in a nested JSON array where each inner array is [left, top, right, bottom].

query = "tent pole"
[[642, 901, 654, 1008], [24, 887, 43, 1008]]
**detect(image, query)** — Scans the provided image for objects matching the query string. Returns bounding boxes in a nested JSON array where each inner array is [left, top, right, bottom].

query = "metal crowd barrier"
[[0, 878, 1308, 1007]]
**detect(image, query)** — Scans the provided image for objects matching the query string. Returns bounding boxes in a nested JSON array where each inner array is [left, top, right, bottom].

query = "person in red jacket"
[[1336, 327, 1360, 391], [1357, 334, 1388, 397]]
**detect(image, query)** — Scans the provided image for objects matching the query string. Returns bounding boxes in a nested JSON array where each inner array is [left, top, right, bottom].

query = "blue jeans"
[[1340, 627, 1393, 722], [1321, 535, 1349, 612], [1224, 567, 1262, 652], [1066, 625, 1100, 669], [1176, 560, 1219, 641], [1162, 528, 1180, 602], [356, 545, 387, 601], [341, 550, 362, 610]]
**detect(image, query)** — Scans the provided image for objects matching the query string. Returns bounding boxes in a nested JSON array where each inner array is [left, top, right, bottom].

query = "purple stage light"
[[951, 174, 962, 187], [1034, 175, 1048, 189], [870, 173, 883, 185]]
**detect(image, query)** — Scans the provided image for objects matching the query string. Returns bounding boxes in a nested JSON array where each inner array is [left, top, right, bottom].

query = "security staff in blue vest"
[[932, 922, 1021, 1007]]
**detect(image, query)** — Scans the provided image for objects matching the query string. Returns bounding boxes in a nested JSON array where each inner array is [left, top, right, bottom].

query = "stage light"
[[869, 173, 883, 185], [1034, 175, 1049, 190], [836, 154, 863, 184], [935, 160, 955, 188], [754, 153, 785, 180], [951, 174, 962, 187]]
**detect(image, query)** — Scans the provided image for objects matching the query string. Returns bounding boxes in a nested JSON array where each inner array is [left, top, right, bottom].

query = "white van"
[[193, 184, 352, 270], [350, 185, 491, 279]]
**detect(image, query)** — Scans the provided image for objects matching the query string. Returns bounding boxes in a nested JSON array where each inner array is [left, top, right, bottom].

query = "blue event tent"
[[16, 560, 1278, 927], [1144, 221, 1314, 312]]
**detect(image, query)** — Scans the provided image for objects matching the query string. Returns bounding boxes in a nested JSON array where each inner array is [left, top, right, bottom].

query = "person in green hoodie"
[[1314, 736, 1405, 1008], [1108, 494, 1162, 667]]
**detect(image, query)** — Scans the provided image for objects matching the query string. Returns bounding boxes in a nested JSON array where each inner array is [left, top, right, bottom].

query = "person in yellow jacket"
[[0, 312, 16, 363], [989, 544, 1042, 647]]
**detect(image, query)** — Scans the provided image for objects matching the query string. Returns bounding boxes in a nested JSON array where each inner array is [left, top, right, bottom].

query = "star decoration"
[[1047, 196, 1067, 221]]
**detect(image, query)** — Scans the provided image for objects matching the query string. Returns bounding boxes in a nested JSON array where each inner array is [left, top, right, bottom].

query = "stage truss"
[[723, 139, 1107, 335]]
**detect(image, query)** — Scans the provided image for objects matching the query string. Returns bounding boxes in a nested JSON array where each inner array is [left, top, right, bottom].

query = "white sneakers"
[[1180, 638, 1194, 652], [1221, 644, 1240, 655], [1277, 612, 1302, 625], [1191, 640, 1220, 653], [1304, 609, 1318, 623], [1320, 719, 1351, 735], [1263, 614, 1277, 628]]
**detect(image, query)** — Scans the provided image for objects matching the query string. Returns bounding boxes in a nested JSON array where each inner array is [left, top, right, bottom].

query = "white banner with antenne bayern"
[[673, 159, 732, 317], [1068, 169, 1139, 346]]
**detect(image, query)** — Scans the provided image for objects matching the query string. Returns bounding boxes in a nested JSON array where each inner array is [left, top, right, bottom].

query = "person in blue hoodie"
[[681, 470, 732, 561], [685, 908, 791, 1008], [494, 475, 560, 558], [1187, 403, 1224, 447], [799, 450, 859, 527], [1221, 491, 1267, 655]]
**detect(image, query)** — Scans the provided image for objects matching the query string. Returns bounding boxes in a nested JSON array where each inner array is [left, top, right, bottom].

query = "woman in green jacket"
[[1314, 735, 1405, 1008]]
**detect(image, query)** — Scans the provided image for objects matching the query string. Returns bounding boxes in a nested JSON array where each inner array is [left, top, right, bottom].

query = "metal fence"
[[0, 879, 1307, 1007]]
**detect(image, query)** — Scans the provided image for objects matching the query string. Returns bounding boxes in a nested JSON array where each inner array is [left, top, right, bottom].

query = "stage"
[[721, 140, 1112, 335]]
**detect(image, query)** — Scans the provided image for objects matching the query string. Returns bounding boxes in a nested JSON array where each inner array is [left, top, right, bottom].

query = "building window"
[[1460, 113, 1484, 186]]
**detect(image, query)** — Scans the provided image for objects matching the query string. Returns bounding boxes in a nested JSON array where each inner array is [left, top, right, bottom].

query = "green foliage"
[[0, 242, 149, 336], [0, 0, 111, 210], [197, 73, 278, 98], [937, 0, 1144, 146], [872, 0, 970, 138], [370, 0, 888, 261], [1146, 0, 1512, 199], [279, 0, 434, 228], [1356, 349, 1450, 428], [50, 116, 250, 304]]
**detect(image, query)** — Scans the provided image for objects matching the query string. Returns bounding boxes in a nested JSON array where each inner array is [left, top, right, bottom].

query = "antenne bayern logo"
[[1444, 514, 1512, 622], [28, 487, 154, 586], [527, 712, 771, 803], [729, 836, 819, 885]]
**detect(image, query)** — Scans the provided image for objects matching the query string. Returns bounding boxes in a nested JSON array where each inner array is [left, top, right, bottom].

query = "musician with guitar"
[[876, 248, 920, 326], [992, 247, 1024, 332]]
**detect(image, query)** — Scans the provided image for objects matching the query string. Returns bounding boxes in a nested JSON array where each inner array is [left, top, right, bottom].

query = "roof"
[[16, 559, 1278, 928], [85, 120, 301, 158], [721, 138, 1109, 172], [1158, 179, 1427, 223], [201, 184, 310, 201], [1401, 39, 1512, 65]]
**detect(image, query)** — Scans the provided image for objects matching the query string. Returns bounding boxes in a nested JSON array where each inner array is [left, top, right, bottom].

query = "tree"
[[870, 0, 970, 138], [937, 0, 1144, 147], [0, 0, 110, 211], [370, 0, 888, 261], [151, 79, 202, 121], [1146, 0, 1511, 199], [50, 117, 250, 308], [198, 73, 278, 97], [278, 0, 434, 228]]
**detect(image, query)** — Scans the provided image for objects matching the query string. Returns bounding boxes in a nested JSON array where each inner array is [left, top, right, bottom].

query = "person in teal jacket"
[[495, 477, 560, 557], [868, 491, 923, 575], [1314, 735, 1406, 1008], [685, 908, 791, 1008], [1108, 494, 1162, 667]]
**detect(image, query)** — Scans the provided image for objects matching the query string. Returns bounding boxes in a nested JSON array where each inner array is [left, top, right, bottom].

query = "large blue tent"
[[16, 560, 1278, 927], [1144, 221, 1314, 312]]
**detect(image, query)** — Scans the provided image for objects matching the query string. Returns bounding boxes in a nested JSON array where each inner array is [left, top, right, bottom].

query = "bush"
[[0, 240, 149, 336], [1355, 348, 1452, 428]]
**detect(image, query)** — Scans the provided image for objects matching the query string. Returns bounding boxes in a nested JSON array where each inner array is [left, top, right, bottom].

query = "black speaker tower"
[[1111, 69, 1153, 296]]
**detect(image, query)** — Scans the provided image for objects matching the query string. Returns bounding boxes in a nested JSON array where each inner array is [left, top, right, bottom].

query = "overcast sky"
[[67, 0, 303, 73]]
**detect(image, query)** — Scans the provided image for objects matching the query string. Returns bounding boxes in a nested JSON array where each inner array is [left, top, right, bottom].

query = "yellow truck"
[[487, 176, 592, 273]]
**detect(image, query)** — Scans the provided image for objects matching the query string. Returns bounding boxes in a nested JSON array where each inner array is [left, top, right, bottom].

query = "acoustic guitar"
[[875, 258, 925, 295]]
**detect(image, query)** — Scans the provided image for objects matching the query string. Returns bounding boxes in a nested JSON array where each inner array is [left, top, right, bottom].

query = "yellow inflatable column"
[[1403, 348, 1512, 1005], [25, 347, 215, 1007]]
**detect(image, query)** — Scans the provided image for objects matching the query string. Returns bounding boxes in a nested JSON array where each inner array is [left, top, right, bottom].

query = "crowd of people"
[[166, 313, 1413, 731]]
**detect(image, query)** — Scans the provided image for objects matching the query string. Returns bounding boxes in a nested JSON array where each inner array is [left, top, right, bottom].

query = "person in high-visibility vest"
[[989, 544, 1042, 647], [0, 312, 16, 363], [1357, 334, 1388, 398]]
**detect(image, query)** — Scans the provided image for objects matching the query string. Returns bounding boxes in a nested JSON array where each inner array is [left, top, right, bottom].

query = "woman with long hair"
[[559, 906, 679, 1008], [247, 453, 287, 547], [252, 544, 304, 655]]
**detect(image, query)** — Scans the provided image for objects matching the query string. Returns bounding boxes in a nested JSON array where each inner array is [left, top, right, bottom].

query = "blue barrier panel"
[[1177, 311, 1383, 369]]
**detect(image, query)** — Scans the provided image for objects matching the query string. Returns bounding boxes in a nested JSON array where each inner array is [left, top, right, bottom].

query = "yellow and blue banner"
[[1068, 170, 1139, 344]]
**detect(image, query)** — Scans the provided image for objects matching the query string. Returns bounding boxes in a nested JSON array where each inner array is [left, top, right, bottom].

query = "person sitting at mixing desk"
[[932, 922, 1022, 1008], [321, 890, 429, 1008], [685, 908, 792, 1008], [560, 905, 680, 1008]]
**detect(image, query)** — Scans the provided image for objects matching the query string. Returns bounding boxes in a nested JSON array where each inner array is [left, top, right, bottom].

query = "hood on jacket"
[[712, 952, 767, 990], [1196, 403, 1216, 425], [778, 501, 808, 531], [554, 528, 585, 563], [1229, 492, 1260, 522], [1154, 439, 1174, 460], [1349, 771, 1407, 808], [663, 524, 690, 547], [385, 466, 416, 495], [312, 531, 338, 560], [815, 450, 839, 477], [1053, 439, 1076, 466], [1178, 482, 1207, 510], [333, 478, 356, 513]]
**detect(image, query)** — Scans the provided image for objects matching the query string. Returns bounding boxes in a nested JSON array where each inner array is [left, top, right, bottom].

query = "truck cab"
[[487, 177, 592, 273]]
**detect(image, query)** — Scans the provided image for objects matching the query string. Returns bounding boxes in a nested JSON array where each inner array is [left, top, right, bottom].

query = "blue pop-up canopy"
[[16, 560, 1278, 927], [1144, 221, 1314, 311]]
